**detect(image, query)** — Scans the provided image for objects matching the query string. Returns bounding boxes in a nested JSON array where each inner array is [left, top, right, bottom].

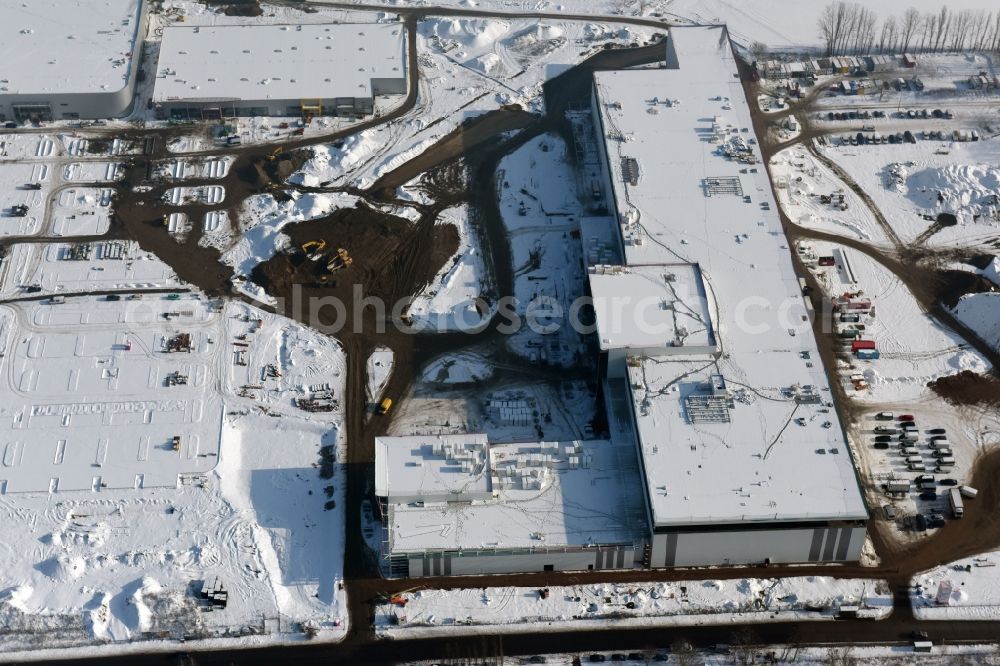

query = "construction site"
[[3, 0, 1000, 663]]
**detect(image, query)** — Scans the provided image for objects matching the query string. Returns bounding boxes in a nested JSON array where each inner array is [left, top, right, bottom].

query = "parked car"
[[873, 441, 889, 450], [930, 435, 948, 442], [914, 514, 928, 531], [928, 513, 946, 528], [876, 411, 894, 420], [899, 414, 915, 421], [874, 435, 892, 443], [919, 491, 938, 501], [939, 478, 958, 486], [928, 428, 946, 435], [875, 425, 898, 434], [883, 505, 896, 519]]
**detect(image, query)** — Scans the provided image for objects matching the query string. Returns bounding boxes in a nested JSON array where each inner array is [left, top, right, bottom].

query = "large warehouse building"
[[588, 26, 868, 568], [0, 0, 146, 122], [152, 22, 407, 119], [375, 434, 647, 577], [374, 26, 868, 578]]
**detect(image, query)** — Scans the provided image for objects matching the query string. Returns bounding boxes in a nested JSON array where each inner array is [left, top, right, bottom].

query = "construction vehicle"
[[266, 146, 284, 161], [302, 239, 327, 261], [378, 398, 393, 415], [326, 247, 353, 273]]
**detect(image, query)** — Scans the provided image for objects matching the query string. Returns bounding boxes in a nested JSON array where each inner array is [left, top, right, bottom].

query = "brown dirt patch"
[[251, 205, 459, 329], [927, 370, 1000, 408]]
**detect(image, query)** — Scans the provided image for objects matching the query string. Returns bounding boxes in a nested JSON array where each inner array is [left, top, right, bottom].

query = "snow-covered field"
[[822, 137, 1000, 248], [375, 577, 892, 638], [0, 294, 349, 656], [913, 553, 1000, 620]]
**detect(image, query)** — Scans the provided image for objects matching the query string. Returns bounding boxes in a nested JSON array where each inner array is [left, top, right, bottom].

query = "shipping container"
[[960, 486, 978, 499], [856, 349, 880, 360], [851, 339, 877, 352]]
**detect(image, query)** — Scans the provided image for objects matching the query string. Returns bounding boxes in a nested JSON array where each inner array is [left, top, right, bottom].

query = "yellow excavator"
[[266, 146, 284, 161], [301, 239, 327, 261], [326, 248, 353, 273]]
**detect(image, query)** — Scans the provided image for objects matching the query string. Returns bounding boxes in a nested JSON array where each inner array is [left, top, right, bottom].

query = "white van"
[[909, 462, 926, 471], [901, 447, 919, 456], [929, 438, 949, 449], [936, 456, 955, 467]]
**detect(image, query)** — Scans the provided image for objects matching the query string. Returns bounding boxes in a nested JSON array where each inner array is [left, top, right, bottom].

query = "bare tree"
[[900, 7, 920, 52]]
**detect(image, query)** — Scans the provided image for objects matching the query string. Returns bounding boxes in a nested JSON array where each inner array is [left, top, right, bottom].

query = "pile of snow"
[[131, 577, 162, 634], [421, 353, 494, 384], [223, 191, 359, 278], [952, 292, 1000, 351], [509, 23, 564, 47], [467, 52, 503, 75], [3, 586, 33, 612], [420, 18, 510, 49], [982, 256, 1000, 288], [290, 131, 381, 186], [906, 163, 1000, 223]]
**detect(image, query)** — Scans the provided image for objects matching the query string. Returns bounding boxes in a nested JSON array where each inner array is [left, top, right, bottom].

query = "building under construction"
[[152, 22, 408, 120]]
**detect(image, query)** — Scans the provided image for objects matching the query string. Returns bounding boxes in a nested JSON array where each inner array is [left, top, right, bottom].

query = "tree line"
[[818, 3, 1000, 56]]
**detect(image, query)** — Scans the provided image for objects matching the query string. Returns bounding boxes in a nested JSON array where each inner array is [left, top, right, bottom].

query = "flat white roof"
[[0, 0, 142, 96], [153, 22, 406, 103], [375, 434, 491, 503], [381, 437, 646, 553], [594, 27, 867, 527], [589, 263, 717, 353]]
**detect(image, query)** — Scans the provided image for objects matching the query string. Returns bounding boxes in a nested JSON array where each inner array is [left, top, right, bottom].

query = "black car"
[[873, 441, 889, 450], [919, 491, 937, 501], [914, 514, 928, 531], [3, 121, 17, 129], [874, 435, 892, 443], [939, 479, 958, 486], [930, 434, 948, 441], [928, 428, 946, 435], [928, 513, 946, 528]]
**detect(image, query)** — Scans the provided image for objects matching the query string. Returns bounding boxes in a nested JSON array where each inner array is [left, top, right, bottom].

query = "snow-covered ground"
[[366, 347, 394, 403], [913, 552, 1000, 620], [420, 351, 494, 385], [498, 133, 589, 367], [375, 577, 892, 638], [0, 294, 349, 655], [407, 205, 491, 332], [0, 163, 51, 237], [820, 136, 1000, 248]]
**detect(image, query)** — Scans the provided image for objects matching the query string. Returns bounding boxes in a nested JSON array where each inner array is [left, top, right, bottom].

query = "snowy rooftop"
[[594, 27, 867, 527], [380, 437, 646, 553], [588, 263, 717, 354], [153, 23, 406, 103], [0, 0, 142, 95], [375, 434, 492, 504]]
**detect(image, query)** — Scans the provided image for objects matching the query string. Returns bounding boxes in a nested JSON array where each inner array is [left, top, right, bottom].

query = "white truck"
[[950, 488, 964, 518]]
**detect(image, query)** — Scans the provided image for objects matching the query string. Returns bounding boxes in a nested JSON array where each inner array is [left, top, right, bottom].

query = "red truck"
[[851, 339, 876, 352]]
